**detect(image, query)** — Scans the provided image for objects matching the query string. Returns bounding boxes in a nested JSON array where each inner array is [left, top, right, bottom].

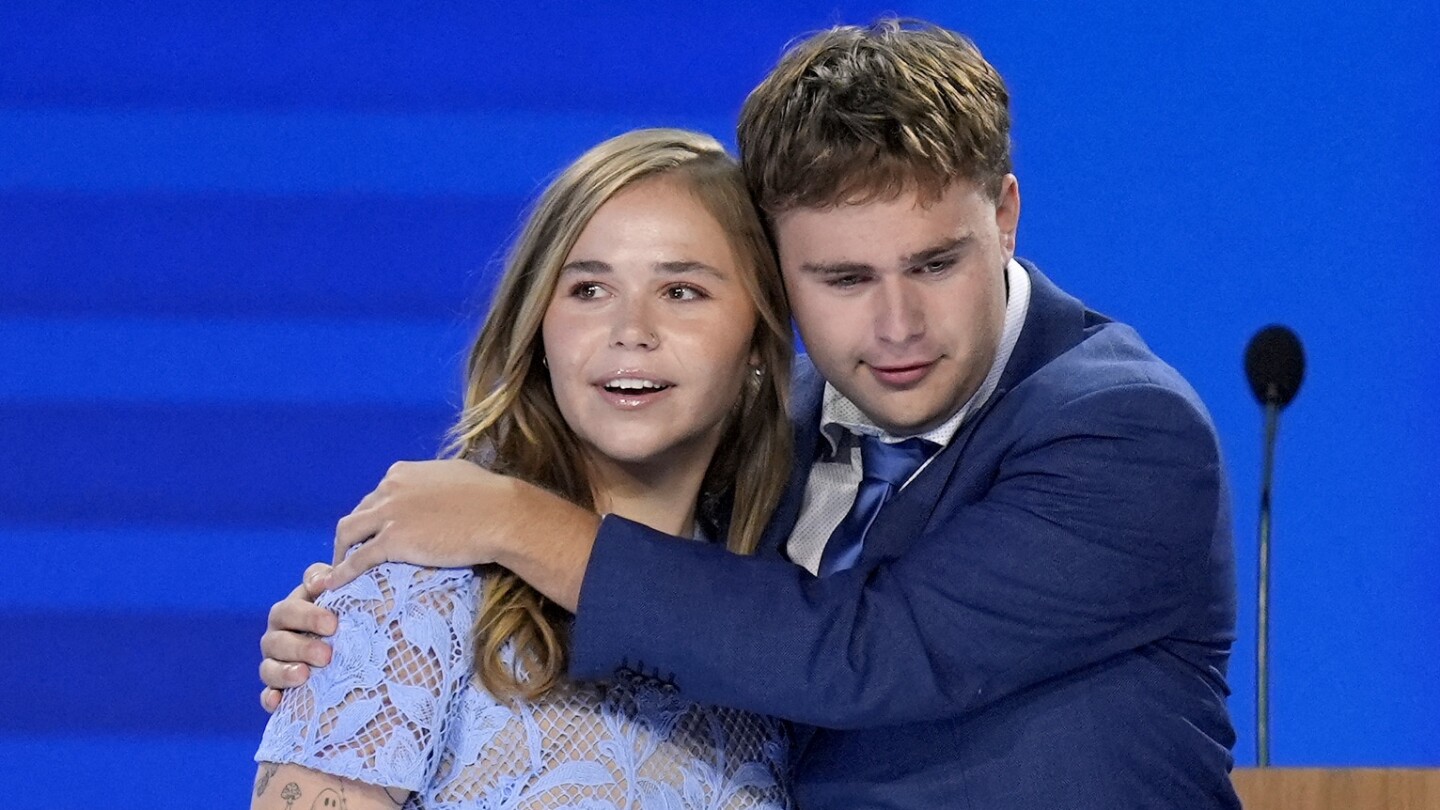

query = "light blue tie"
[[817, 435, 939, 577]]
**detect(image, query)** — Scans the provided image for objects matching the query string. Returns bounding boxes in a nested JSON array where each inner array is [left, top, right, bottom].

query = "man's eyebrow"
[[798, 237, 975, 276], [799, 260, 875, 276], [559, 259, 611, 275], [901, 236, 972, 266]]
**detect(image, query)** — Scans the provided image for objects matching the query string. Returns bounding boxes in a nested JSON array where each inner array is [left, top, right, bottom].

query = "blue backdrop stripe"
[[0, 109, 734, 195], [0, 2, 833, 114], [0, 192, 518, 318], [0, 527, 333, 614], [0, 610, 274, 736], [1, 317, 472, 406], [0, 733, 262, 804], [0, 402, 454, 527]]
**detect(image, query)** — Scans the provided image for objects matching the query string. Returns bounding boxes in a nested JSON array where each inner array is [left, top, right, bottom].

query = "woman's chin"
[[585, 432, 713, 476]]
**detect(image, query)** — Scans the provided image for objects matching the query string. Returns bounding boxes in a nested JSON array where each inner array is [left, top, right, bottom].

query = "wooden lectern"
[[1231, 768, 1440, 809]]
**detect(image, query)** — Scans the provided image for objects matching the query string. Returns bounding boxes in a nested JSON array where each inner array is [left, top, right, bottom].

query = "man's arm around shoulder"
[[570, 381, 1225, 729]]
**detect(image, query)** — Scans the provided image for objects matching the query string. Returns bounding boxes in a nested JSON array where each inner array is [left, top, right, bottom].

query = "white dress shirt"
[[785, 259, 1032, 574]]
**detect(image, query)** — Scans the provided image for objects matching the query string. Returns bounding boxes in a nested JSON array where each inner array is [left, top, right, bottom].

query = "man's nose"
[[873, 279, 924, 345]]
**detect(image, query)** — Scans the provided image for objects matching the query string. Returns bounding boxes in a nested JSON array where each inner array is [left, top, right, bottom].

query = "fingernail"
[[284, 663, 300, 676]]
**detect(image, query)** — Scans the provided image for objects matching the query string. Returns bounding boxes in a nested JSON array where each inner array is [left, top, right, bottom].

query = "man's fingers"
[[334, 506, 385, 565], [258, 658, 312, 690], [267, 592, 338, 637], [301, 562, 332, 599], [260, 687, 282, 713], [260, 624, 334, 667], [324, 536, 387, 592]]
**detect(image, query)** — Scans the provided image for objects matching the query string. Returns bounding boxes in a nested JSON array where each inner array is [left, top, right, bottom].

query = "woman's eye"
[[570, 282, 604, 300], [666, 285, 706, 301]]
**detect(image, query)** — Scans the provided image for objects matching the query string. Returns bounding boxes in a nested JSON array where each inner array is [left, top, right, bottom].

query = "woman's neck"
[[586, 449, 711, 539]]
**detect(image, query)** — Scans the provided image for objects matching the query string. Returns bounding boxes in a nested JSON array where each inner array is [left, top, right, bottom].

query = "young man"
[[261, 20, 1239, 808]]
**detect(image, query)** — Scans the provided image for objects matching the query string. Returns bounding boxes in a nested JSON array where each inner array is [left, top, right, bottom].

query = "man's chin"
[[852, 395, 958, 438]]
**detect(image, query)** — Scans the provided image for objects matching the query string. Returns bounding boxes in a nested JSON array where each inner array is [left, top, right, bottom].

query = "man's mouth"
[[867, 360, 937, 387]]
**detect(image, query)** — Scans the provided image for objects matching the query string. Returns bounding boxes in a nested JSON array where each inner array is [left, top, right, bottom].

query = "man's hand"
[[328, 459, 513, 588], [258, 562, 339, 712], [327, 459, 602, 611]]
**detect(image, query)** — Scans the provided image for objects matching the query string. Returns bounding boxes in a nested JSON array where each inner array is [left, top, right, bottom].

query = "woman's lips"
[[597, 386, 674, 408], [594, 375, 675, 409]]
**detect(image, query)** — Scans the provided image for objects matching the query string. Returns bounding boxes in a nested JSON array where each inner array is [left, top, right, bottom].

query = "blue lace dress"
[[255, 562, 792, 809]]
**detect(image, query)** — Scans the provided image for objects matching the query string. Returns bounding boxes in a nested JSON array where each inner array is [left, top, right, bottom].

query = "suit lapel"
[[998, 259, 1095, 396]]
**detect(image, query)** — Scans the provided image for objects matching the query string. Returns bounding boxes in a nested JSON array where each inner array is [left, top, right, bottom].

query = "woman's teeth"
[[604, 378, 671, 393]]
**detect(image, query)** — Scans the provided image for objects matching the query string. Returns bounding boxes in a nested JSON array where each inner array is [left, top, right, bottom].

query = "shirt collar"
[[818, 258, 1032, 454]]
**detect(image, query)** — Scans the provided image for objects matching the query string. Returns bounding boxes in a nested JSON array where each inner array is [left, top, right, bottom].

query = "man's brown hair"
[[738, 18, 1012, 213]]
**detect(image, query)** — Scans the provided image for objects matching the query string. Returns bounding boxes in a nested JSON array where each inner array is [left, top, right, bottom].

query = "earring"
[[541, 357, 549, 369], [748, 366, 764, 392]]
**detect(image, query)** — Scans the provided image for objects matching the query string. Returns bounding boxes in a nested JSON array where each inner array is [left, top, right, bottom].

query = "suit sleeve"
[[569, 382, 1223, 729]]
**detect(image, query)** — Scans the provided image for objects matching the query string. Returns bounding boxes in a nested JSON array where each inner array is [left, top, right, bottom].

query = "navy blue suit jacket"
[[571, 261, 1239, 808]]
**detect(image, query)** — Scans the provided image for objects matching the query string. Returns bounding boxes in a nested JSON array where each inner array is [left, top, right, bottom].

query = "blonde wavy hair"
[[446, 128, 793, 701]]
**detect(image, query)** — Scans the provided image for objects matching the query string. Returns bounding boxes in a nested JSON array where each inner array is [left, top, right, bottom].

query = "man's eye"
[[921, 258, 954, 274], [829, 275, 865, 289]]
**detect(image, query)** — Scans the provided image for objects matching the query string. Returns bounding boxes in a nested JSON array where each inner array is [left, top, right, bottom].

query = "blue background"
[[2, 1, 1436, 804]]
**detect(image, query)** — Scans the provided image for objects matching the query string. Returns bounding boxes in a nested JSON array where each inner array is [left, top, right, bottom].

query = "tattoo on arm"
[[255, 762, 279, 797], [255, 765, 408, 808], [307, 787, 345, 809]]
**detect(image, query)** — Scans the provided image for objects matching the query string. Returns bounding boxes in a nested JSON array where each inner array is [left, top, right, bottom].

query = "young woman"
[[252, 129, 794, 809]]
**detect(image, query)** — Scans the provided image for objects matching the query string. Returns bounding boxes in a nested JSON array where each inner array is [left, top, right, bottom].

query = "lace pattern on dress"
[[256, 562, 792, 809], [256, 563, 478, 790]]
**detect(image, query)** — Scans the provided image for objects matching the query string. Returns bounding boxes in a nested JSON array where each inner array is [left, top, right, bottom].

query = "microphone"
[[1244, 324, 1305, 768], [1246, 325, 1305, 408]]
